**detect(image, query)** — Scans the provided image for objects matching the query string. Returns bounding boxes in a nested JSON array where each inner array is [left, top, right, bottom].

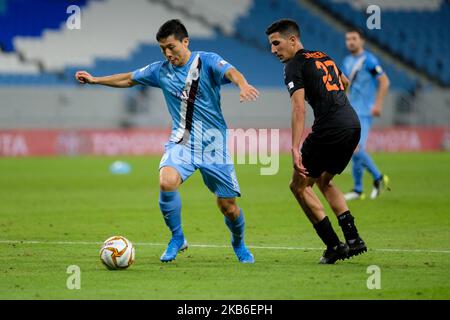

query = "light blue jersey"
[[132, 51, 233, 155], [132, 51, 240, 197], [342, 50, 384, 117]]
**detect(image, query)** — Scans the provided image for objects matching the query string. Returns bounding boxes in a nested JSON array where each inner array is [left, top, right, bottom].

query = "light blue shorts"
[[159, 142, 241, 198], [358, 116, 373, 150]]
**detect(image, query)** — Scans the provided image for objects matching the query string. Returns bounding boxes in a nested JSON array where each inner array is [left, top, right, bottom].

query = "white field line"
[[0, 240, 449, 254]]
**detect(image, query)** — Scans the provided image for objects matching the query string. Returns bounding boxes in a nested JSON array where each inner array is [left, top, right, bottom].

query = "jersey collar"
[[171, 51, 195, 70]]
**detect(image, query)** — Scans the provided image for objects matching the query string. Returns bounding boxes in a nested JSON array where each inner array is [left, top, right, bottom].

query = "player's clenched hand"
[[239, 84, 259, 103], [75, 71, 96, 84], [292, 149, 308, 177], [371, 103, 382, 117]]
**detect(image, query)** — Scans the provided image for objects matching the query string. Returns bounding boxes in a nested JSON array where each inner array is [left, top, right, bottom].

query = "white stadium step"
[[332, 0, 443, 11], [14, 0, 214, 72], [0, 53, 39, 74], [167, 0, 253, 34]]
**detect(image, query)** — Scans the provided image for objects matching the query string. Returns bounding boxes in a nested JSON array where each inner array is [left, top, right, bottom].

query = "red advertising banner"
[[0, 129, 171, 157], [0, 127, 449, 157]]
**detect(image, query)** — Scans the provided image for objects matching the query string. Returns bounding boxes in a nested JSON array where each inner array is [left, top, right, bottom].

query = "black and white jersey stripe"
[[172, 53, 202, 144]]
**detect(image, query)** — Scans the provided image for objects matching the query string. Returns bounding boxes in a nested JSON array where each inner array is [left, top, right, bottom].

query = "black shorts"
[[301, 128, 360, 178]]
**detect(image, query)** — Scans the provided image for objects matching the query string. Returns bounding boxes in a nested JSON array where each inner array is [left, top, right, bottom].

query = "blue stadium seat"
[[0, 0, 88, 52], [318, 0, 449, 85], [234, 0, 417, 90], [0, 0, 423, 90]]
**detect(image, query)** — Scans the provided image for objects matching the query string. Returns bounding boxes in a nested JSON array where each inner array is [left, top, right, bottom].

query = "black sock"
[[338, 211, 359, 242], [313, 216, 341, 249]]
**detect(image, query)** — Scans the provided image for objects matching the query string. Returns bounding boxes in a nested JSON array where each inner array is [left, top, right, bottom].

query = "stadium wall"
[[0, 127, 448, 157], [1, 87, 449, 156], [1, 86, 441, 129]]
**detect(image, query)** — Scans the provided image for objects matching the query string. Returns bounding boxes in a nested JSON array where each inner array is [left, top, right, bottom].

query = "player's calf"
[[223, 208, 255, 263]]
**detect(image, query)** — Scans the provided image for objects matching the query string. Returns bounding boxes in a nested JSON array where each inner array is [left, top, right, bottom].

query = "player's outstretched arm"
[[75, 71, 136, 88], [225, 68, 259, 103]]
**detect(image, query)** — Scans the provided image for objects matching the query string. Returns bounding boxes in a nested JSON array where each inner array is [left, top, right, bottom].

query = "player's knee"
[[220, 203, 236, 216], [353, 149, 363, 161], [355, 145, 368, 156], [316, 180, 325, 192], [289, 180, 305, 195], [218, 200, 238, 219], [316, 177, 329, 192], [289, 181, 297, 193], [159, 175, 180, 191]]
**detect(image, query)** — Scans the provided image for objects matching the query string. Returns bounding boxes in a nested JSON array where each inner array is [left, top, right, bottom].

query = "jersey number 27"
[[315, 60, 344, 92]]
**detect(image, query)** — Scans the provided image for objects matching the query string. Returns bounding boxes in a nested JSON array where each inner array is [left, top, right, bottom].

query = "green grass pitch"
[[0, 153, 449, 299]]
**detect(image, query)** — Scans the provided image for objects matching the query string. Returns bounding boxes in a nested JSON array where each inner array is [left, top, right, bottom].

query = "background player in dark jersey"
[[266, 19, 367, 264]]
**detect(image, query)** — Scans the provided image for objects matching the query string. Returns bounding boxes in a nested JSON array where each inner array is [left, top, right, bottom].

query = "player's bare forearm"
[[291, 89, 306, 152], [340, 73, 350, 90], [291, 89, 308, 175], [373, 73, 390, 115], [75, 71, 136, 88], [92, 72, 136, 88], [225, 68, 248, 88], [225, 68, 259, 102]]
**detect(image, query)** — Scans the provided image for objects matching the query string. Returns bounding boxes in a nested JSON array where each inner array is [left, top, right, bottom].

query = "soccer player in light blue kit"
[[75, 19, 259, 263], [342, 29, 390, 201]]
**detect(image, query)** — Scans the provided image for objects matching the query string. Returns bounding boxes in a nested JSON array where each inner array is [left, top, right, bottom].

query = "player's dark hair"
[[156, 19, 189, 42], [265, 19, 300, 39], [346, 28, 365, 39]]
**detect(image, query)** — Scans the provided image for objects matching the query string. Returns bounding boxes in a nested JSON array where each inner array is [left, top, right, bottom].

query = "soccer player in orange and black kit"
[[266, 19, 367, 264]]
